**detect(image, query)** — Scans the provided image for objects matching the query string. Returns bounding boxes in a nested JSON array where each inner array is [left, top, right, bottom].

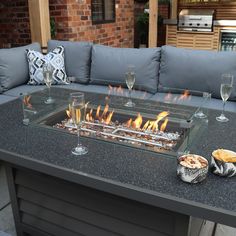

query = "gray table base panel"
[[4, 163, 201, 236]]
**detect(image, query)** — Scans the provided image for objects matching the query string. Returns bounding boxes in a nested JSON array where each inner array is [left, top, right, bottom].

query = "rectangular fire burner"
[[38, 103, 199, 156]]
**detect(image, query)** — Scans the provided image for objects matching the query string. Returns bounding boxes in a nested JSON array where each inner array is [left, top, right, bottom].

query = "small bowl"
[[211, 149, 236, 177], [177, 154, 209, 184]]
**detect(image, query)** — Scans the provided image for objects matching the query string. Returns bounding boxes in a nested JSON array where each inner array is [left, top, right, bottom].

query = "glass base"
[[45, 97, 55, 104], [194, 110, 207, 119], [216, 114, 229, 122], [124, 100, 135, 108], [72, 145, 88, 155], [22, 118, 29, 126]]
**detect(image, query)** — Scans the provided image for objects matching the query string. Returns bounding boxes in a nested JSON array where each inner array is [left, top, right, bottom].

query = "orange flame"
[[82, 104, 169, 132], [132, 113, 143, 129], [141, 111, 169, 132], [142, 120, 150, 130], [160, 118, 168, 132], [86, 104, 114, 125], [126, 118, 132, 128], [96, 105, 101, 119], [179, 90, 190, 100], [66, 104, 72, 118], [104, 110, 114, 125], [156, 111, 169, 122], [23, 95, 33, 109], [66, 110, 71, 118], [86, 109, 93, 122], [101, 104, 109, 118]]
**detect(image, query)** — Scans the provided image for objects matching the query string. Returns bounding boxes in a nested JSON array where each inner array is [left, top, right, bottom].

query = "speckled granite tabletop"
[[0, 98, 235, 226]]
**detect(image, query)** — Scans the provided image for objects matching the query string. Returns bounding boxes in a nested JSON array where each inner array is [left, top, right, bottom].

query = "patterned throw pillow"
[[26, 46, 69, 85]]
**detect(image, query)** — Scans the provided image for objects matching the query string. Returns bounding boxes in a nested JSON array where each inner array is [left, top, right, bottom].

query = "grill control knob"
[[205, 24, 208, 26], [189, 23, 193, 26], [197, 23, 200, 26], [182, 23, 185, 26]]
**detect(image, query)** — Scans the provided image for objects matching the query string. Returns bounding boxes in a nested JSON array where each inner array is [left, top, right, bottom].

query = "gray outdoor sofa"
[[0, 40, 236, 113]]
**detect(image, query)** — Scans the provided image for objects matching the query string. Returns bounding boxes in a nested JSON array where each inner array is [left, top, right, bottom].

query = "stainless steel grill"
[[178, 9, 215, 32]]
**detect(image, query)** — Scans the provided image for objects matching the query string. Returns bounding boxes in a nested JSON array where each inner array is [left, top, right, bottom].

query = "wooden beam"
[[28, 0, 51, 48], [149, 0, 158, 48], [171, 0, 178, 19]]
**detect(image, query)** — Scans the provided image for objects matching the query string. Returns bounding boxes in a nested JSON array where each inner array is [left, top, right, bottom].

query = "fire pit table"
[[0, 87, 235, 236]]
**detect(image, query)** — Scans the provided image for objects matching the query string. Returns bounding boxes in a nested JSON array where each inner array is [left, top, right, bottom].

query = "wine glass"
[[216, 74, 234, 122], [70, 92, 88, 156], [124, 65, 136, 107], [43, 62, 55, 104]]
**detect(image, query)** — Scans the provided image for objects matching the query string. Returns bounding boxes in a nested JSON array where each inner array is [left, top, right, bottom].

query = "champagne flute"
[[43, 63, 55, 104], [70, 92, 88, 155], [124, 65, 136, 107], [216, 74, 234, 122]]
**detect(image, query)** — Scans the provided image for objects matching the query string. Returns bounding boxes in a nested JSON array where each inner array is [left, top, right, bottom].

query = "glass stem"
[[77, 125, 81, 147], [48, 86, 51, 99], [129, 89, 132, 102], [222, 100, 226, 116]]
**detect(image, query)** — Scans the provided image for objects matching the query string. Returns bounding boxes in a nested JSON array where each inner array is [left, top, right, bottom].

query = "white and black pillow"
[[26, 46, 69, 85]]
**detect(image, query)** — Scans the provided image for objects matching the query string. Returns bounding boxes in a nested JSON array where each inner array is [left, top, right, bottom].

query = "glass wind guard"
[[22, 86, 210, 157]]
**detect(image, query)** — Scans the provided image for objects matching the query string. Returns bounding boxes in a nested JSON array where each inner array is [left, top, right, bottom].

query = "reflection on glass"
[[194, 92, 211, 119]]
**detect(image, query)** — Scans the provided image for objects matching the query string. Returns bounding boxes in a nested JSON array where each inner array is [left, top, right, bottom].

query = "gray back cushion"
[[48, 40, 92, 84], [159, 46, 236, 99], [0, 43, 41, 92], [90, 45, 161, 94]]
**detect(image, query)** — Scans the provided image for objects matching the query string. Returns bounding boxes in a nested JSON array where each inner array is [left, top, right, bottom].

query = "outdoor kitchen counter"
[[164, 19, 236, 51], [0, 99, 236, 235]]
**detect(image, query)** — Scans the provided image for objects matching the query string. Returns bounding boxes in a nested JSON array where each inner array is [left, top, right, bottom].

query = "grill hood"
[[178, 9, 215, 32]]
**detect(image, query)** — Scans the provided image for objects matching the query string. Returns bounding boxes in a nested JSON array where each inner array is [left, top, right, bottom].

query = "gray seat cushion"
[[90, 45, 161, 94], [4, 85, 46, 97], [159, 46, 236, 100], [0, 95, 17, 105], [48, 40, 92, 84], [149, 92, 236, 112], [0, 43, 41, 92]]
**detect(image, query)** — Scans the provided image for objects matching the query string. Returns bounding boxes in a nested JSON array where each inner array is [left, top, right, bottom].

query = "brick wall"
[[49, 0, 134, 48], [159, 4, 170, 20], [0, 0, 31, 48], [0, 0, 134, 48]]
